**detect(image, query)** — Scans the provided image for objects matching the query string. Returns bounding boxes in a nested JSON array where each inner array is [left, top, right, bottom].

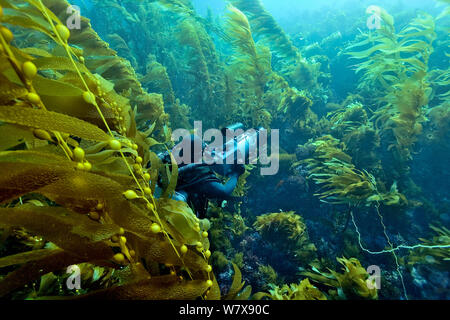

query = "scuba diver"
[[156, 123, 261, 218]]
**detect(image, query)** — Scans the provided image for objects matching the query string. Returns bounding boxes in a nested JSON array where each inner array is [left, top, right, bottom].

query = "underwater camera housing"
[[218, 122, 262, 165], [205, 123, 264, 176], [174, 123, 264, 176]]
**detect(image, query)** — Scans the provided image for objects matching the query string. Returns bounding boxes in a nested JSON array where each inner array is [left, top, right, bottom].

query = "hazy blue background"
[[192, 0, 445, 32], [192, 0, 443, 15]]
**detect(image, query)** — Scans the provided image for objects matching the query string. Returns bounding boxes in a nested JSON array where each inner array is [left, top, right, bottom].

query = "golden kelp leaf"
[[32, 75, 84, 97], [1, 10, 54, 40], [32, 76, 116, 126], [32, 56, 89, 74], [90, 156, 131, 176], [0, 248, 63, 268], [0, 152, 140, 229], [20, 47, 53, 58], [0, 106, 111, 141], [111, 263, 152, 286], [0, 250, 94, 298], [0, 74, 28, 103], [206, 276, 222, 300], [223, 263, 246, 300], [0, 206, 118, 259], [0, 151, 75, 202], [89, 170, 135, 190], [235, 285, 252, 300], [36, 169, 155, 238], [0, 0, 18, 9], [0, 124, 35, 151], [251, 292, 269, 300], [28, 0, 68, 28], [71, 275, 210, 300], [0, 150, 73, 166], [85, 148, 137, 163], [126, 232, 208, 271], [158, 199, 204, 246], [0, 161, 69, 204], [162, 151, 178, 198]]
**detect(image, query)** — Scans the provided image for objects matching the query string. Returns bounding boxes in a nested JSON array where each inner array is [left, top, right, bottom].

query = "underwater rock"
[[295, 144, 316, 160], [274, 175, 309, 196]]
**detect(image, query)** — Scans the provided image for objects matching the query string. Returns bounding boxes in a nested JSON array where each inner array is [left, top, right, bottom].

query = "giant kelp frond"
[[346, 10, 436, 93], [157, 0, 196, 19], [225, 5, 255, 57], [222, 263, 253, 300], [261, 279, 327, 300], [408, 225, 450, 270], [228, 0, 321, 91], [328, 102, 368, 138], [274, 71, 313, 119], [223, 4, 271, 128], [300, 136, 406, 206], [0, 0, 219, 300], [224, 4, 269, 95], [170, 4, 222, 127], [301, 257, 378, 300], [229, 0, 300, 62], [3, 0, 171, 141], [347, 9, 437, 180], [141, 55, 176, 106], [374, 72, 429, 165]]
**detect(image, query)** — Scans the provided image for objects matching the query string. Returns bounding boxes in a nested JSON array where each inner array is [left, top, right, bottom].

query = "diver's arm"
[[195, 172, 240, 200]]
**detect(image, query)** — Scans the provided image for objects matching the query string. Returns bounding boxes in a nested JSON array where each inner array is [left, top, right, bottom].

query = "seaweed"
[[299, 136, 406, 206], [347, 10, 436, 95], [261, 278, 327, 300], [408, 225, 450, 271], [223, 4, 271, 128], [229, 0, 300, 62], [0, 0, 222, 300], [346, 10, 437, 178], [301, 257, 378, 300], [230, 0, 320, 91], [253, 211, 317, 265], [254, 211, 306, 247]]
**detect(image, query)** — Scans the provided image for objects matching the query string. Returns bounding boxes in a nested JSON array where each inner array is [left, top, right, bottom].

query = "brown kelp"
[[298, 136, 406, 206], [230, 0, 320, 91], [408, 225, 450, 271], [347, 9, 436, 179], [253, 211, 317, 268], [222, 4, 271, 128], [261, 278, 327, 300], [301, 257, 378, 300], [0, 0, 449, 301], [0, 0, 234, 299]]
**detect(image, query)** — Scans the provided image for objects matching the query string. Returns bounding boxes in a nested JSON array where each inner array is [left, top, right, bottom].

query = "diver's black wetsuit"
[[173, 164, 243, 217], [158, 135, 245, 218]]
